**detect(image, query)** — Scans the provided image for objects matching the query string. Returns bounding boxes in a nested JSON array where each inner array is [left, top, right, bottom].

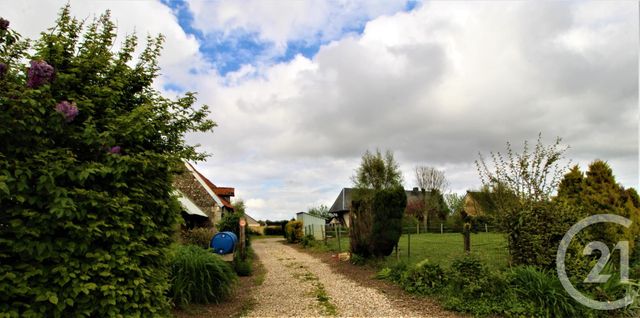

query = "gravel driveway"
[[246, 238, 444, 317]]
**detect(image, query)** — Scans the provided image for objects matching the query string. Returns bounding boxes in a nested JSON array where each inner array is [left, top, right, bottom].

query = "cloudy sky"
[[2, 1, 638, 221]]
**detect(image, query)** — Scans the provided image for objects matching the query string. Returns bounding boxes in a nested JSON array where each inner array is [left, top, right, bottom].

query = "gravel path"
[[246, 238, 440, 317]]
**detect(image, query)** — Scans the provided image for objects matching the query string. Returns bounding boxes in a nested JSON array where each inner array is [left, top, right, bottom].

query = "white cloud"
[[2, 1, 637, 220], [186, 0, 407, 50]]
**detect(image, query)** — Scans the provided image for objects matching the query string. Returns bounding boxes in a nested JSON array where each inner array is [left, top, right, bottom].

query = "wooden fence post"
[[440, 223, 443, 234], [463, 222, 471, 254], [407, 231, 411, 260], [336, 224, 341, 253], [239, 218, 247, 260]]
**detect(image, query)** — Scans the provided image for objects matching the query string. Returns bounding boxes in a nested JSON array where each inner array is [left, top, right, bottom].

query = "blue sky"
[[161, 0, 420, 76]]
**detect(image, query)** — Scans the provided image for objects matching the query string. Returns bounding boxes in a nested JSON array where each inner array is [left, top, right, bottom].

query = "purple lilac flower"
[[0, 63, 6, 78], [108, 146, 121, 154], [0, 18, 9, 31], [55, 101, 79, 123], [27, 60, 55, 88]]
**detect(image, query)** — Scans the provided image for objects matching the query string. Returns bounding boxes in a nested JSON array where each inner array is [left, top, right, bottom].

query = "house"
[[173, 162, 235, 229], [328, 187, 429, 228], [462, 191, 496, 217], [296, 212, 325, 239]]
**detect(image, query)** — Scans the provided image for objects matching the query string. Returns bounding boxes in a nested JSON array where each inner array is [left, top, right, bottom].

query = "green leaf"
[[48, 295, 58, 305]]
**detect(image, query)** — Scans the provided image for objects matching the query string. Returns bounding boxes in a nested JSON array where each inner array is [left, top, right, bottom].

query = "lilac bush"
[[26, 60, 54, 88], [0, 18, 8, 31], [54, 101, 79, 122], [108, 146, 121, 154]]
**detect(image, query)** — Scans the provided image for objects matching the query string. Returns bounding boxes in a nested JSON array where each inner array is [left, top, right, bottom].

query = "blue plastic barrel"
[[210, 231, 238, 255]]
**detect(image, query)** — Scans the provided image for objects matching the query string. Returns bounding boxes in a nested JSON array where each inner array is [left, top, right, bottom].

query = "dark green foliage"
[[350, 253, 366, 266], [402, 214, 418, 230], [181, 227, 215, 249], [233, 253, 253, 277], [217, 212, 244, 237], [285, 220, 303, 243], [264, 225, 284, 236], [371, 186, 407, 257], [0, 7, 214, 316], [169, 245, 236, 307], [400, 259, 446, 295], [300, 234, 315, 248]]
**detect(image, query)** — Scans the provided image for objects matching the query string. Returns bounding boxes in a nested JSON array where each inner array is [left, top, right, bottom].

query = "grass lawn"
[[316, 232, 509, 270], [389, 232, 509, 269]]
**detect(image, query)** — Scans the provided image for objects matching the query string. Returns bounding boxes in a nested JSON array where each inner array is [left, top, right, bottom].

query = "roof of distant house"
[[329, 187, 431, 213]]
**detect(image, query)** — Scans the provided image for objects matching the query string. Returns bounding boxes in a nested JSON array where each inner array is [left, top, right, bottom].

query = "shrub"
[[447, 255, 489, 297], [0, 7, 214, 316], [400, 259, 446, 295], [217, 212, 244, 237], [264, 225, 284, 236], [350, 253, 366, 266], [233, 253, 253, 277], [285, 220, 303, 243], [169, 245, 237, 307], [182, 227, 216, 249], [301, 234, 315, 248], [509, 266, 584, 317]]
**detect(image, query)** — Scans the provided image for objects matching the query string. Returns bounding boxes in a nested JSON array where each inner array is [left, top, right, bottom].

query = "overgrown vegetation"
[[285, 220, 304, 243], [181, 227, 216, 249], [169, 245, 237, 308], [350, 149, 406, 257], [0, 7, 215, 316]]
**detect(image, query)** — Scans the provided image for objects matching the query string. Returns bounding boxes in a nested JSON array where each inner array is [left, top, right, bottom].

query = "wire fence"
[[310, 224, 509, 268]]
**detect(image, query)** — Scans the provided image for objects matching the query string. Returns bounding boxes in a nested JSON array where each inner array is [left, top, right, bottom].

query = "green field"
[[320, 232, 509, 270]]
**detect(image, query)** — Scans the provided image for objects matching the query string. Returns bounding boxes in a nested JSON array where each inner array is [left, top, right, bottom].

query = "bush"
[[233, 256, 253, 277], [217, 212, 244, 237], [0, 7, 214, 316], [169, 245, 237, 307], [285, 220, 303, 243], [301, 234, 315, 248], [350, 253, 366, 266], [182, 227, 216, 248], [509, 266, 586, 318], [264, 225, 284, 236], [400, 259, 446, 295]]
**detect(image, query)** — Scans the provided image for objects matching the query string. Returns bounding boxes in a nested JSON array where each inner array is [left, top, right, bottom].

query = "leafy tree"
[[445, 192, 465, 215], [352, 149, 403, 191], [475, 135, 578, 268], [556, 164, 584, 204], [350, 149, 405, 257], [0, 7, 214, 316], [217, 199, 247, 236], [415, 165, 449, 192], [425, 188, 449, 227], [307, 204, 330, 220], [476, 133, 570, 202]]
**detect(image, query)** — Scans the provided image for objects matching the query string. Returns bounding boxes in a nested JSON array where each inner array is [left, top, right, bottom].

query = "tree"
[[415, 166, 449, 192], [232, 199, 246, 215], [475, 135, 577, 268], [352, 149, 403, 191], [350, 149, 405, 257], [476, 133, 570, 202], [308, 204, 330, 220], [445, 193, 465, 215], [556, 164, 584, 204], [0, 7, 215, 316]]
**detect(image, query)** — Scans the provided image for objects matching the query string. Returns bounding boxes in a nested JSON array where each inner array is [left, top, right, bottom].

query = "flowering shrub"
[[54, 100, 79, 122], [0, 6, 215, 317]]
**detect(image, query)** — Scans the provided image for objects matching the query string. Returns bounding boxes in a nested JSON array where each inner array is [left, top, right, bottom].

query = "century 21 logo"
[[556, 214, 634, 310]]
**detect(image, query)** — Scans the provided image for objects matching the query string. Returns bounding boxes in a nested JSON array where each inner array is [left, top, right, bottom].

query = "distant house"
[[173, 162, 235, 229], [296, 212, 325, 239], [328, 187, 428, 228], [462, 191, 496, 217]]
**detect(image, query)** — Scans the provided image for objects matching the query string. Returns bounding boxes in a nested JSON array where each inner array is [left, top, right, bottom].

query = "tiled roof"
[[185, 162, 235, 210]]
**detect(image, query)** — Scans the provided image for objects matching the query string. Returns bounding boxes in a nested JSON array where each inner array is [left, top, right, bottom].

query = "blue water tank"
[[210, 231, 238, 255]]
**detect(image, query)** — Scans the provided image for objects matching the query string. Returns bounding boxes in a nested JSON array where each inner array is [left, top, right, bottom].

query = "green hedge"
[[285, 220, 303, 243], [0, 7, 214, 317]]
